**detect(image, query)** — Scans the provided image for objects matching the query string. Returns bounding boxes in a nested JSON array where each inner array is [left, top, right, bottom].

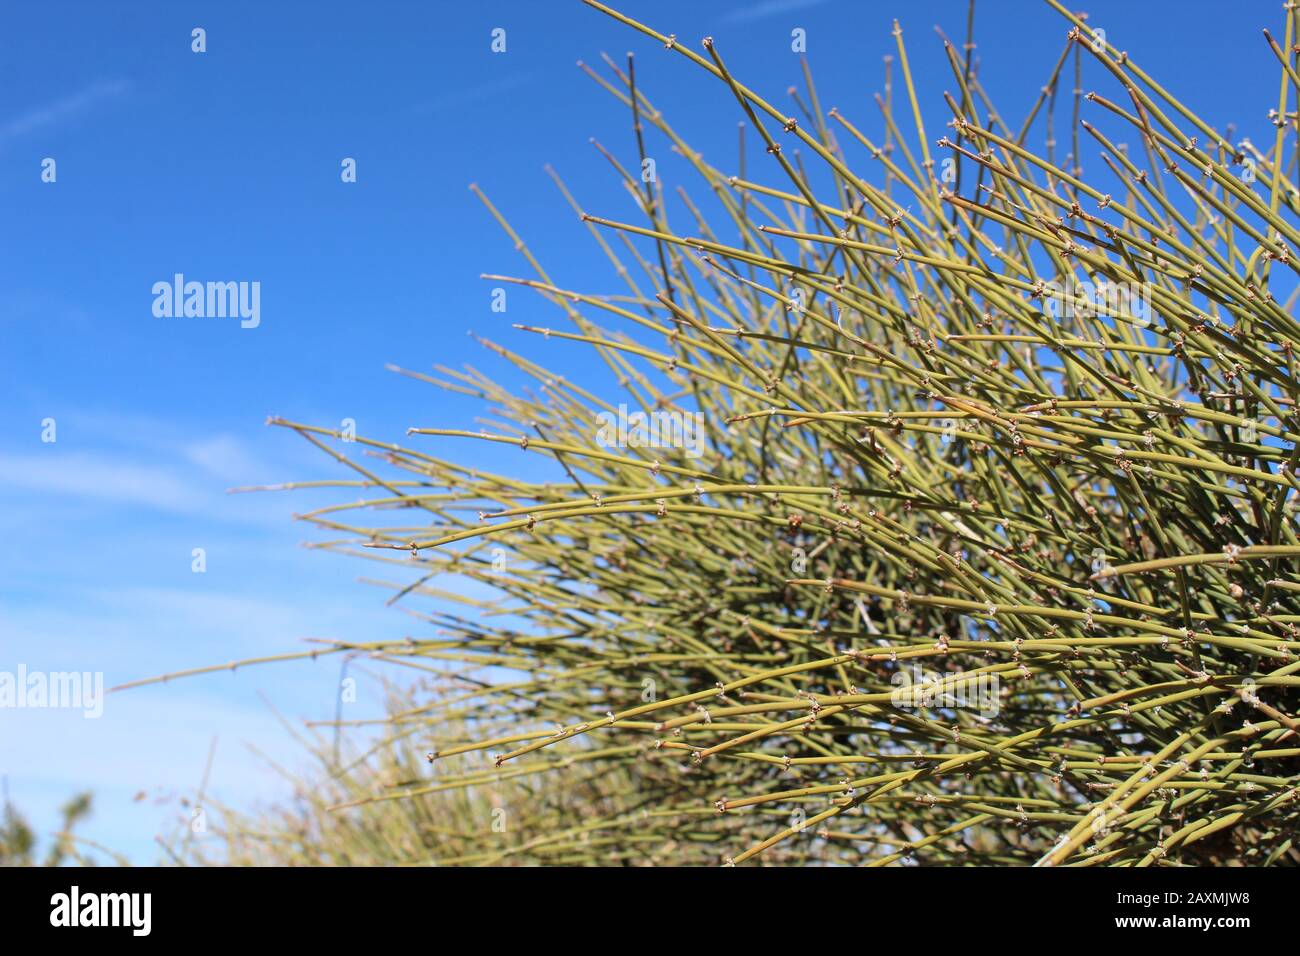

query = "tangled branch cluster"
[[218, 0, 1300, 865]]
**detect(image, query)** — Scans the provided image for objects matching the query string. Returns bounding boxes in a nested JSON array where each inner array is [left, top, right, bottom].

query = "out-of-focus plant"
[[1, 783, 105, 867], [180, 693, 650, 866]]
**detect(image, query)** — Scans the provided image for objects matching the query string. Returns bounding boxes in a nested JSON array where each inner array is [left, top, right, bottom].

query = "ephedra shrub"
[[189, 1, 1300, 865]]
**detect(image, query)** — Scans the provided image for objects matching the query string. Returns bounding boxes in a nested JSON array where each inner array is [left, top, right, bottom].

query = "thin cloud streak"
[[411, 73, 535, 116], [0, 78, 131, 143], [720, 0, 831, 26], [0, 452, 205, 512]]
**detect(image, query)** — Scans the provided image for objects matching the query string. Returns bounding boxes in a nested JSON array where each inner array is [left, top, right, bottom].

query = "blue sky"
[[0, 0, 1285, 863]]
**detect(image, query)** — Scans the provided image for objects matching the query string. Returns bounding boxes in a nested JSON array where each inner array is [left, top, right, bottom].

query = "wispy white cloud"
[[412, 73, 535, 116], [0, 411, 414, 863], [184, 435, 266, 483], [0, 78, 131, 144], [0, 451, 205, 512], [0, 399, 296, 521], [0, 429, 281, 516], [721, 0, 831, 26], [0, 583, 385, 671]]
